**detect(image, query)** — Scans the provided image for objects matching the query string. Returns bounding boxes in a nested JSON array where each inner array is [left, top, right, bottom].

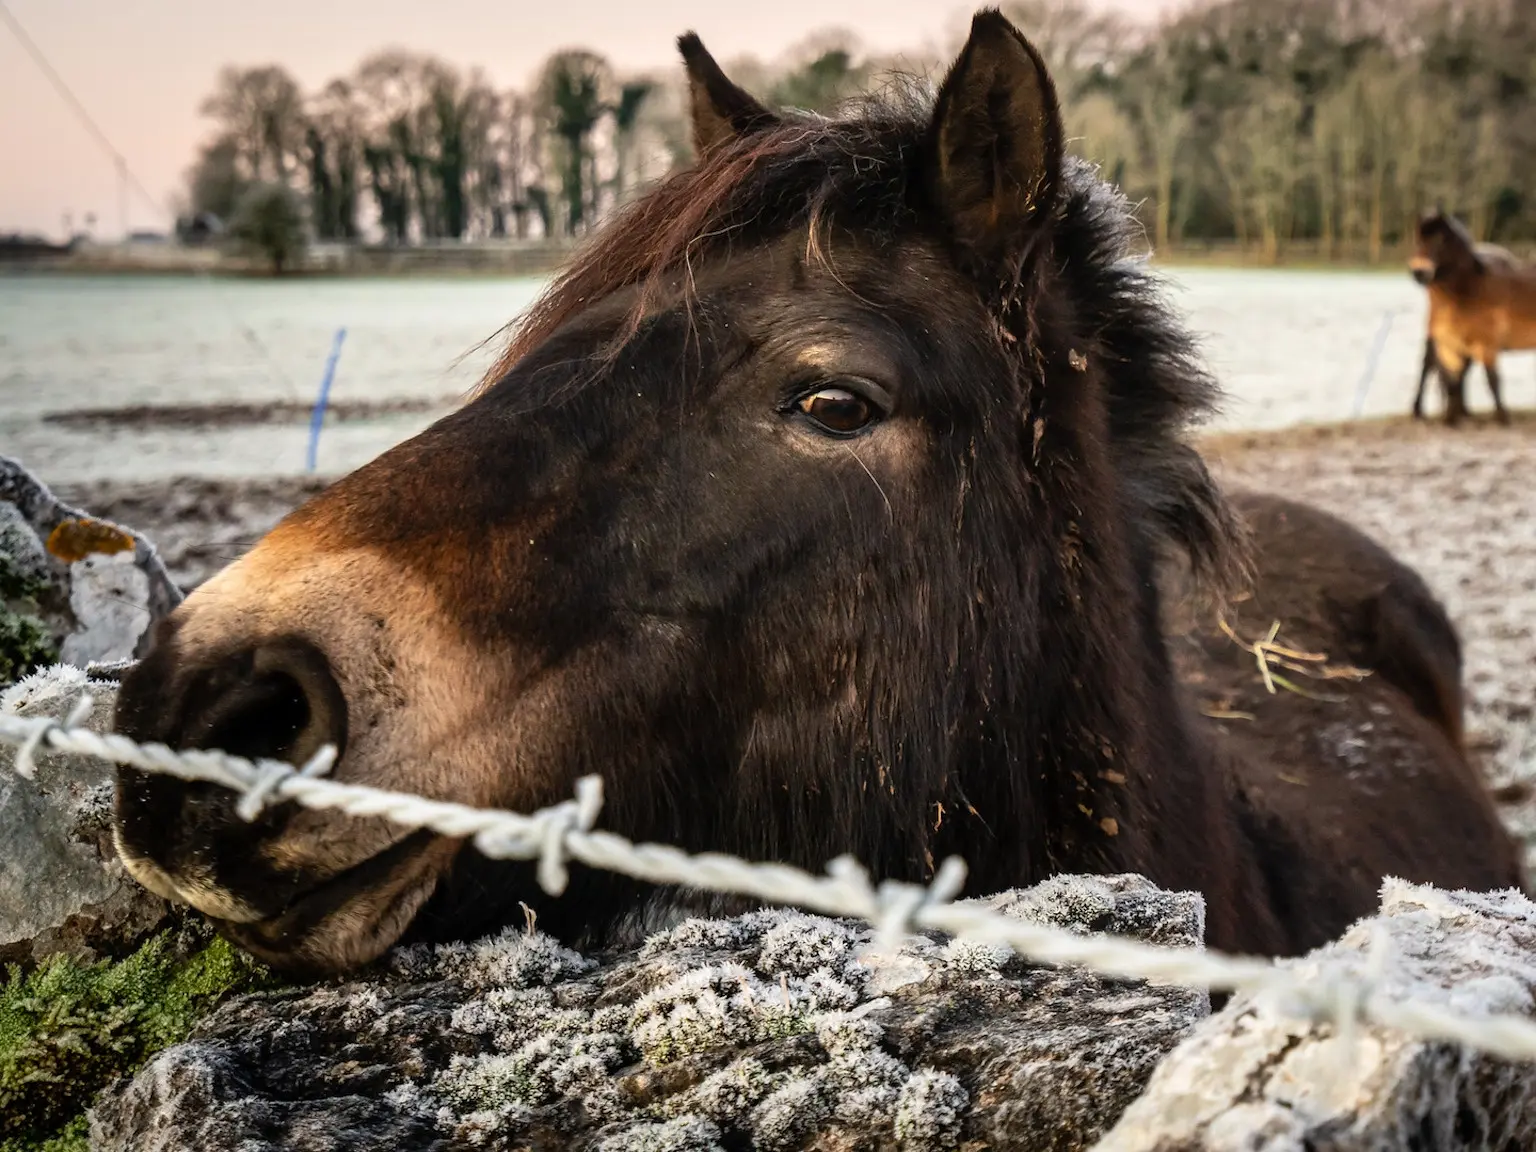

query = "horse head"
[[1412, 207, 1484, 285], [112, 10, 1239, 974]]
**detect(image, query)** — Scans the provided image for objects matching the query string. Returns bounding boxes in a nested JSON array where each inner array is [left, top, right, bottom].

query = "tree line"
[[182, 0, 1535, 263]]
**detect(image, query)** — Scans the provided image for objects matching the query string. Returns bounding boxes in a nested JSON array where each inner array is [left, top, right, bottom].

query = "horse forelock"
[[474, 84, 934, 397]]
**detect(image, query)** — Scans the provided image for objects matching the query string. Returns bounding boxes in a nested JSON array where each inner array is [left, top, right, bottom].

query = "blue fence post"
[[306, 327, 347, 474], [1351, 308, 1401, 420]]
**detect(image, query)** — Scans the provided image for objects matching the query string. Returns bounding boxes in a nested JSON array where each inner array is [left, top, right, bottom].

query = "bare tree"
[[305, 80, 365, 240], [769, 29, 870, 113], [179, 0, 1536, 253], [184, 135, 245, 221], [1067, 91, 1137, 199], [535, 51, 615, 236], [1118, 40, 1190, 253], [610, 81, 655, 203], [1004, 0, 1127, 100], [199, 65, 305, 185]]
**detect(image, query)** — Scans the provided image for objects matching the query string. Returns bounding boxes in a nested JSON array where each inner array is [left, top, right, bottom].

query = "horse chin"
[[211, 830, 462, 976]]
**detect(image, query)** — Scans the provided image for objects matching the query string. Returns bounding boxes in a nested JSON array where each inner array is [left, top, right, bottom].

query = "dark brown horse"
[[109, 11, 1523, 976], [1410, 209, 1536, 425], [1161, 490, 1513, 942]]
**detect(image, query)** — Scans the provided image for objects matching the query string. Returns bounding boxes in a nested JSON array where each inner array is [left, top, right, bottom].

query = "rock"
[[0, 501, 65, 683], [0, 453, 182, 685], [53, 475, 330, 592], [1093, 880, 1536, 1152], [90, 875, 1210, 1151], [0, 669, 173, 965]]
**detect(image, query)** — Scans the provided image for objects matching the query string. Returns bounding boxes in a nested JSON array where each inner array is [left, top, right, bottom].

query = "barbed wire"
[[7, 692, 1536, 1064]]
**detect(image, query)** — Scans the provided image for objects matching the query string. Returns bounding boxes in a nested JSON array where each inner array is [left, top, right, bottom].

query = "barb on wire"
[[6, 697, 1536, 1065], [12, 692, 93, 779]]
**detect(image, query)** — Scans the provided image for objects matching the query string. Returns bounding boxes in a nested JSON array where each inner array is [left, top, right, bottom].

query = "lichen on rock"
[[0, 455, 182, 691], [89, 876, 1210, 1150]]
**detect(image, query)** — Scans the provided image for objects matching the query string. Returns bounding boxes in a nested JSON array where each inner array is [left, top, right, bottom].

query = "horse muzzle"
[[109, 626, 462, 973]]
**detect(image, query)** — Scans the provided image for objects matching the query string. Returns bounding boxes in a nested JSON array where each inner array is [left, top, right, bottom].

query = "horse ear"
[[677, 33, 779, 157], [925, 9, 1064, 286]]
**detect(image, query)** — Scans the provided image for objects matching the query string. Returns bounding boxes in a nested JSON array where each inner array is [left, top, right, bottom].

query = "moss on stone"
[[0, 552, 50, 604], [0, 1114, 87, 1152], [0, 554, 58, 688], [0, 929, 277, 1148], [0, 611, 56, 688]]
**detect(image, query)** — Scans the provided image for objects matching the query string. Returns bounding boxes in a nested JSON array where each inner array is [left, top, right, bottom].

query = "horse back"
[[1430, 255, 1536, 357], [1161, 490, 1525, 955], [1496, 263, 1536, 351]]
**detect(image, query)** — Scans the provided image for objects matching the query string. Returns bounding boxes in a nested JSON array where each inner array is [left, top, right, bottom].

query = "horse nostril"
[[181, 639, 349, 769], [111, 637, 350, 915]]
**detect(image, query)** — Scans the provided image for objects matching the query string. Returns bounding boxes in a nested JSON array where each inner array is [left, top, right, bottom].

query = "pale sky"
[[0, 0, 1171, 239]]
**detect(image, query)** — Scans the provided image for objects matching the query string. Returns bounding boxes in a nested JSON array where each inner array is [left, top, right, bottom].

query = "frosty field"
[[7, 266, 1529, 483]]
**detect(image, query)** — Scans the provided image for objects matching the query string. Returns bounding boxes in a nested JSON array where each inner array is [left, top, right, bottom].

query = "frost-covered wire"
[[7, 694, 1536, 1064]]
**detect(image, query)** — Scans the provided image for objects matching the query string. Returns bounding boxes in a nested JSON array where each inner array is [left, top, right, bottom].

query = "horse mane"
[[476, 83, 1244, 585], [1419, 209, 1487, 273], [1044, 165, 1247, 589]]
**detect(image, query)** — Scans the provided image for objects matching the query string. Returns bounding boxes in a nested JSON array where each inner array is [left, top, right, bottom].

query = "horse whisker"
[[842, 443, 891, 517]]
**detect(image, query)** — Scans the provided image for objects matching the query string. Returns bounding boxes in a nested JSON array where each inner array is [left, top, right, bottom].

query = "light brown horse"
[[1410, 210, 1536, 425], [108, 11, 1523, 977], [1411, 239, 1520, 421]]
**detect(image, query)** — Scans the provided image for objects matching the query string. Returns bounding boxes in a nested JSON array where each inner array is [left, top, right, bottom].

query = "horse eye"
[[795, 387, 880, 436]]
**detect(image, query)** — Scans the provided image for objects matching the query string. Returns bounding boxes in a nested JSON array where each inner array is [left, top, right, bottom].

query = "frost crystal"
[[594, 1115, 726, 1152], [893, 1069, 969, 1150], [756, 915, 858, 977], [814, 1010, 886, 1055], [93, 875, 1215, 1148], [750, 1076, 831, 1150], [630, 961, 860, 1063], [458, 927, 597, 989], [663, 1057, 774, 1123], [942, 937, 1013, 974], [641, 909, 784, 955], [434, 1029, 630, 1112], [339, 988, 385, 1031], [381, 1079, 430, 1114]]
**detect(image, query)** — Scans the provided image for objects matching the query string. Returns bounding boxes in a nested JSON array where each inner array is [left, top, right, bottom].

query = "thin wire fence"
[[6, 693, 1536, 1064]]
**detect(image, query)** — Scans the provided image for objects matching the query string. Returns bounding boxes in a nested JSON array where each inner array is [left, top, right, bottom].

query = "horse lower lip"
[[116, 849, 268, 924], [217, 827, 444, 959]]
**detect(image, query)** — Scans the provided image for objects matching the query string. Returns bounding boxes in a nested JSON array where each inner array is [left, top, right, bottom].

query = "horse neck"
[[1439, 245, 1486, 291]]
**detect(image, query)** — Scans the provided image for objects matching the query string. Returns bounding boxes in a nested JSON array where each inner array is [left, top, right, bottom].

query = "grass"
[[0, 927, 279, 1150]]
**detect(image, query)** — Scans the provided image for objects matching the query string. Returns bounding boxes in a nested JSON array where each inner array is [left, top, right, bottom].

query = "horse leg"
[[1437, 349, 1470, 427], [1412, 336, 1436, 420], [1482, 356, 1510, 426]]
